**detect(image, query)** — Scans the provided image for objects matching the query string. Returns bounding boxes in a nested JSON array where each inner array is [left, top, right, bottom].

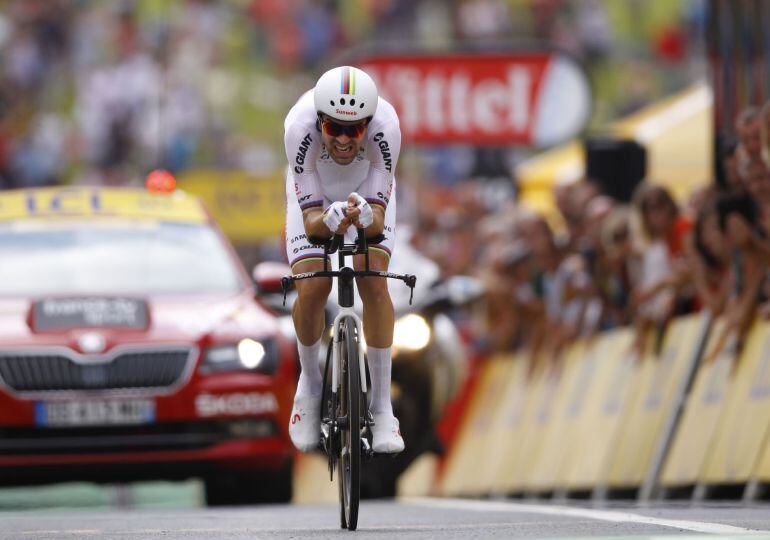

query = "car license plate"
[[35, 399, 155, 427]]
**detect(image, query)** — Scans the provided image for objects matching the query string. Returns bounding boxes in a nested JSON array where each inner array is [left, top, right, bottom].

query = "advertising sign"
[[180, 170, 285, 243], [359, 53, 591, 147]]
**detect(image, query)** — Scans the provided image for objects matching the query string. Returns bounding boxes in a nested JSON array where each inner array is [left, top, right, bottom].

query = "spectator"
[[596, 205, 636, 328], [689, 202, 729, 315], [735, 106, 763, 165], [704, 193, 767, 357], [521, 213, 593, 359], [740, 158, 770, 236], [629, 183, 692, 356]]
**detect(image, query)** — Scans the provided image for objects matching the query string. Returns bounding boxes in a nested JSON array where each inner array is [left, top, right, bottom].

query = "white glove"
[[322, 201, 348, 233], [348, 192, 373, 228]]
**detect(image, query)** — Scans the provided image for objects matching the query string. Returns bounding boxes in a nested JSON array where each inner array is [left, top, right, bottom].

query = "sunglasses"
[[321, 118, 367, 138]]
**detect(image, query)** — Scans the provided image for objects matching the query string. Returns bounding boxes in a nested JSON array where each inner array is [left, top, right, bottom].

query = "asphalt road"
[[2, 497, 770, 540]]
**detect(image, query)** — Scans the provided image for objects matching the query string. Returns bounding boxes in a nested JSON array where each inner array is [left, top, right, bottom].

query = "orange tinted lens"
[[322, 120, 366, 138]]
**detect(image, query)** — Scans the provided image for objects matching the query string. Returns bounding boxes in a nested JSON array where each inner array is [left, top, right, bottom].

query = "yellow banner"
[[438, 355, 516, 496], [180, 170, 286, 243], [702, 321, 770, 483], [608, 314, 706, 487], [487, 353, 534, 494], [565, 328, 639, 490], [660, 319, 737, 487], [526, 341, 589, 491], [0, 187, 207, 223]]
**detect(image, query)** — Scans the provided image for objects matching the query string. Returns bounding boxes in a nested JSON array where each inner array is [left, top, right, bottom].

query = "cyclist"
[[284, 66, 404, 454]]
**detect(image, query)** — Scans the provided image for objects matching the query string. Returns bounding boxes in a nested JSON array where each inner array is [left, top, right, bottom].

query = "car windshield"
[[0, 219, 244, 296]]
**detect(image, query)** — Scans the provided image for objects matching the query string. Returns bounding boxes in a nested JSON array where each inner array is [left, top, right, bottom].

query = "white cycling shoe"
[[288, 392, 321, 452], [371, 412, 405, 453]]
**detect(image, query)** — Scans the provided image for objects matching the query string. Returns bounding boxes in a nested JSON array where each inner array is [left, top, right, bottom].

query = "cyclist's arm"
[[358, 118, 400, 238], [302, 207, 339, 238], [285, 121, 323, 212]]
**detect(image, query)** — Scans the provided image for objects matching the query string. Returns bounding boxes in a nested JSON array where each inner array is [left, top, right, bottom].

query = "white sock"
[[367, 346, 393, 415], [296, 338, 323, 396]]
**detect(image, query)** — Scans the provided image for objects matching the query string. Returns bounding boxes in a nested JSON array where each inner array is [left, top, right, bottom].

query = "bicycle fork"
[[331, 310, 374, 458]]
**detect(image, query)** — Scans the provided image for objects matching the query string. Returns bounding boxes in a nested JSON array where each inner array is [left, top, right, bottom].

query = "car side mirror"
[[253, 262, 291, 295]]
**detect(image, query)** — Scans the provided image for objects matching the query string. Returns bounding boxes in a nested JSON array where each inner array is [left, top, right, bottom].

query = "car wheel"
[[204, 464, 293, 506]]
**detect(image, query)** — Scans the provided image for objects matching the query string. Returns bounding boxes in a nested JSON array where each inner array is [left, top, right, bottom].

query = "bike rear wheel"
[[337, 317, 361, 530]]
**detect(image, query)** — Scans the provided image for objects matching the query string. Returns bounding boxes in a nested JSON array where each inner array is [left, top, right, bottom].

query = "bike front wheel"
[[338, 317, 361, 530]]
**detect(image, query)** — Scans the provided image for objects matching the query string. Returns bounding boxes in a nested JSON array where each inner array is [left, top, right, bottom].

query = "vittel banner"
[[359, 53, 591, 147]]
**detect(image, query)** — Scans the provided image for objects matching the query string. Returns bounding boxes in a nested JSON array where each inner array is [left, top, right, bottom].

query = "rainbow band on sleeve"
[[365, 198, 386, 210], [300, 199, 323, 211], [341, 67, 355, 95]]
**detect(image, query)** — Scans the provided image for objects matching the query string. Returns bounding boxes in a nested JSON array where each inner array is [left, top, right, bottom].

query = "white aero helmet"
[[314, 66, 378, 122]]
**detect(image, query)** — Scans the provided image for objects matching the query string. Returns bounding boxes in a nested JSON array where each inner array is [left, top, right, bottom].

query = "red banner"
[[359, 53, 591, 147]]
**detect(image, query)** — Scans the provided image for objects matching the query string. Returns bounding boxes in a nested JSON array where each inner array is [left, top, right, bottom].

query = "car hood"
[[0, 292, 279, 350]]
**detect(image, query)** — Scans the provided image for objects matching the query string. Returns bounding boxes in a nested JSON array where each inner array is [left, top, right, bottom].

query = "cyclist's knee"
[[296, 278, 332, 306], [356, 276, 390, 304]]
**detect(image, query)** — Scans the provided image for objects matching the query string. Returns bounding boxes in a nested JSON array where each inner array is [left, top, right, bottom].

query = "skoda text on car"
[[0, 186, 297, 505]]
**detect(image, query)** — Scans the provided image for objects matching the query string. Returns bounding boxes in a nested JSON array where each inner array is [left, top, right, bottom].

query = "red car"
[[0, 186, 297, 505]]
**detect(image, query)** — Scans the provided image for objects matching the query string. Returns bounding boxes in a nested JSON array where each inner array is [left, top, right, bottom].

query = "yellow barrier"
[[438, 355, 516, 496], [434, 313, 770, 496], [292, 454, 338, 504], [491, 355, 552, 494], [525, 341, 589, 492], [564, 328, 639, 490], [498, 357, 559, 492], [538, 334, 619, 491], [701, 321, 770, 484], [607, 314, 706, 488], [660, 319, 738, 487], [476, 354, 530, 494], [753, 324, 770, 482]]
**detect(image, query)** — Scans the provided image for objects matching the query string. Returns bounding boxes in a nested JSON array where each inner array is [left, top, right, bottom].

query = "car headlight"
[[201, 338, 278, 374], [392, 314, 431, 352]]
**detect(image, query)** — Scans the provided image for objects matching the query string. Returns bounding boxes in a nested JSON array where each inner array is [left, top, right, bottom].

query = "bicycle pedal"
[[361, 437, 374, 460]]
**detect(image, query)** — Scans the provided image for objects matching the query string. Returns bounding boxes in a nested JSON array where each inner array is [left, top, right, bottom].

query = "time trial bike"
[[282, 228, 415, 530]]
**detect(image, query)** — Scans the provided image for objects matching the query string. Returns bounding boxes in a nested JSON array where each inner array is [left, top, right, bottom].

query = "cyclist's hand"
[[323, 201, 351, 235], [347, 192, 373, 228]]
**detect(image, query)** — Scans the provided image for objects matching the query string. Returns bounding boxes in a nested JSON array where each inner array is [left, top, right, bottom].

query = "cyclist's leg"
[[286, 179, 331, 392], [286, 180, 331, 451], [353, 249, 394, 348], [354, 249, 396, 420], [352, 177, 397, 350]]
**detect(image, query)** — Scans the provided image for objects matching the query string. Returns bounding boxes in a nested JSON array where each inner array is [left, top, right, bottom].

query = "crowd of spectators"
[[412, 101, 770, 368], [1, 0, 742, 362], [0, 0, 702, 191]]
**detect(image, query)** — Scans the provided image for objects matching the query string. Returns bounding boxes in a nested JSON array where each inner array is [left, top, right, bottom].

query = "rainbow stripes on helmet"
[[340, 67, 356, 95]]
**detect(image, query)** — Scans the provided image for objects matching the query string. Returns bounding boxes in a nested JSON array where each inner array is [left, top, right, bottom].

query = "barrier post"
[[639, 312, 713, 502]]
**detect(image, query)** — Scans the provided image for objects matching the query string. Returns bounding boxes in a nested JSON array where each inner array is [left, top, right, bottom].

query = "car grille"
[[0, 349, 193, 393]]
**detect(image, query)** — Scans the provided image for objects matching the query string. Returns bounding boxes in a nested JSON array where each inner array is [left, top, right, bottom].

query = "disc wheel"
[[337, 318, 361, 530]]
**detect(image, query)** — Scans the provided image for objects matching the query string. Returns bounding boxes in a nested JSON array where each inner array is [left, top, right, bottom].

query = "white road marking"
[[405, 498, 766, 535]]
